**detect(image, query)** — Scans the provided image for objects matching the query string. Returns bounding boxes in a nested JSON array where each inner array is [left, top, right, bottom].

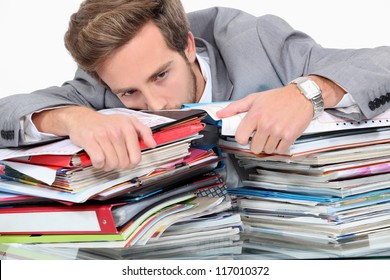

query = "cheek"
[[167, 71, 193, 101], [167, 81, 191, 105]]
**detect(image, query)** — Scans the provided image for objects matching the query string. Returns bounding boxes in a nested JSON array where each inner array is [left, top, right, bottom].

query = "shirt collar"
[[196, 53, 212, 103]]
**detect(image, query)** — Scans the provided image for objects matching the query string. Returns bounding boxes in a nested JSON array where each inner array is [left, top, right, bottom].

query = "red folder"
[[8, 152, 91, 168], [140, 120, 205, 150], [0, 203, 125, 234]]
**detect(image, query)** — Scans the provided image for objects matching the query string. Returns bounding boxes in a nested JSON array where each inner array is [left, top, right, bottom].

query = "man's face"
[[97, 21, 201, 110]]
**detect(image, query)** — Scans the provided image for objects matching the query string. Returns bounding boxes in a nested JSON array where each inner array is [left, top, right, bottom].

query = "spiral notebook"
[[303, 109, 390, 135]]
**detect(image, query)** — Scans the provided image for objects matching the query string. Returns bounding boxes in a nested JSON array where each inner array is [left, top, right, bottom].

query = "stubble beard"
[[186, 58, 198, 104]]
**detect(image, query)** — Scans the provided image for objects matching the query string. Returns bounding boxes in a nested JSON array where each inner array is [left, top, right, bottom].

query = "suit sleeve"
[[189, 7, 390, 120], [0, 68, 125, 147], [255, 14, 390, 120]]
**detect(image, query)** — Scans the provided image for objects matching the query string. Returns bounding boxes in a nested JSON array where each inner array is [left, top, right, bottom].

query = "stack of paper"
[[78, 211, 243, 259], [1, 211, 243, 260], [225, 141, 390, 258], [0, 194, 242, 260], [183, 103, 390, 259], [0, 108, 243, 259]]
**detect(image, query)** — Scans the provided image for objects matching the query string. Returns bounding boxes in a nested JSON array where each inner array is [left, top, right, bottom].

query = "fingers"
[[250, 134, 275, 155], [249, 133, 293, 155], [230, 89, 311, 155], [104, 125, 138, 171], [83, 141, 106, 170], [131, 118, 157, 149], [244, 116, 297, 155], [103, 117, 155, 171], [72, 114, 155, 172], [83, 125, 137, 172], [216, 95, 254, 119], [234, 114, 257, 146], [240, 121, 282, 155], [122, 118, 156, 169]]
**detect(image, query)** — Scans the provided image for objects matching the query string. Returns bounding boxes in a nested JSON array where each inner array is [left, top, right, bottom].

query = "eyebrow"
[[112, 60, 173, 94]]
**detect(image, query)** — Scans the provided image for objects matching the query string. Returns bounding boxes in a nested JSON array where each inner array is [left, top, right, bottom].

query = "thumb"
[[216, 96, 254, 118]]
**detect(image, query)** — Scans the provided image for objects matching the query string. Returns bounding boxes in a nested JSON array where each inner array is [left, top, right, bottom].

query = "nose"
[[143, 89, 167, 110]]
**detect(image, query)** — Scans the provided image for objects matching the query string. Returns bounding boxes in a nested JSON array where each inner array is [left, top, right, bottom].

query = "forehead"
[[97, 22, 177, 88]]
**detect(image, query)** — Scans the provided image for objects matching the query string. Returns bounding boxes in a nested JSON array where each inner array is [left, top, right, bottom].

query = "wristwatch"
[[289, 76, 324, 119]]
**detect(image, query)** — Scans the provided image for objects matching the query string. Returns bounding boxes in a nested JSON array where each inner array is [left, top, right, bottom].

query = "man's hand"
[[32, 106, 156, 171], [217, 85, 313, 154], [216, 76, 346, 155]]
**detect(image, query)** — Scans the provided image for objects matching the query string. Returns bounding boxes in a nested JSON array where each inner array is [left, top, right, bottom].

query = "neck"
[[193, 58, 206, 102]]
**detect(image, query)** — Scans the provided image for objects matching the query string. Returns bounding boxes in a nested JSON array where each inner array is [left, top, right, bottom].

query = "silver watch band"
[[289, 77, 324, 119], [311, 92, 325, 119]]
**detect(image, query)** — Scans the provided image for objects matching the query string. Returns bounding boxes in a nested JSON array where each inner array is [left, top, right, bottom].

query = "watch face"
[[291, 77, 324, 119], [299, 80, 320, 99]]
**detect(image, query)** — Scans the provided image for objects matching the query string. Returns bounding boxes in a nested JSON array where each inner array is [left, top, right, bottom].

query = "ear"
[[184, 32, 197, 63]]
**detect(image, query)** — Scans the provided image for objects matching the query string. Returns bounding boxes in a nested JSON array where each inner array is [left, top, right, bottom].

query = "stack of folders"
[[0, 108, 243, 260], [184, 102, 390, 259]]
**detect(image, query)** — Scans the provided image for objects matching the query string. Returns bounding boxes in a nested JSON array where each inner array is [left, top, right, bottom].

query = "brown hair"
[[64, 0, 190, 80]]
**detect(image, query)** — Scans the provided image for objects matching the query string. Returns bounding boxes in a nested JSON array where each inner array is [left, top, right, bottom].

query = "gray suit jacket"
[[1, 7, 390, 147]]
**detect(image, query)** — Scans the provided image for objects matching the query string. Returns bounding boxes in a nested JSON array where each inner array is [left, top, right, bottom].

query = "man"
[[1, 0, 389, 173]]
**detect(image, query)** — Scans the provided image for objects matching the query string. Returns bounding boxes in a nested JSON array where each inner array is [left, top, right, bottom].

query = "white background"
[[1, 0, 389, 98]]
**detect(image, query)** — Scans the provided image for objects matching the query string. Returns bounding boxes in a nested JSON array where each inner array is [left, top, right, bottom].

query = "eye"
[[122, 90, 136, 96], [156, 71, 168, 80]]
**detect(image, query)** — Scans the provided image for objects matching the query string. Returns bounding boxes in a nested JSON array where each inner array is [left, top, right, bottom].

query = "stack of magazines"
[[200, 103, 390, 259], [0, 108, 243, 260]]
